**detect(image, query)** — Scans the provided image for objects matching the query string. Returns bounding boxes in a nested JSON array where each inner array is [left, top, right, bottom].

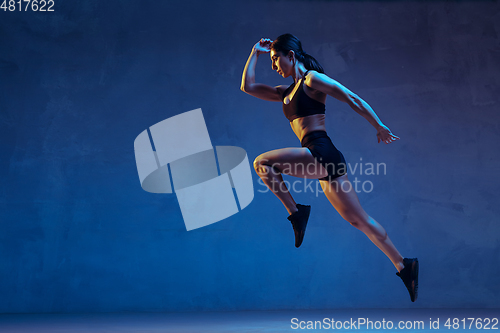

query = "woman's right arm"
[[240, 39, 284, 102]]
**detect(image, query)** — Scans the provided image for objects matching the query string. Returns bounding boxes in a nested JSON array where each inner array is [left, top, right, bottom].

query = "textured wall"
[[1, 0, 499, 312]]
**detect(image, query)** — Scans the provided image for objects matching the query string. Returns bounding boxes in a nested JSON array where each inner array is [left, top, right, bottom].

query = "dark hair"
[[271, 33, 324, 73]]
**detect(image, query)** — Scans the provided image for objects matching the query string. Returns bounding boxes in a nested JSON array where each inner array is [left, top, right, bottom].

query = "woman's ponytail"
[[297, 51, 324, 73]]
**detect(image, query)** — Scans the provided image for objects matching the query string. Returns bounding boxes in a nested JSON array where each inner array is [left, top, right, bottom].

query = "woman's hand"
[[376, 124, 400, 144], [252, 38, 273, 55]]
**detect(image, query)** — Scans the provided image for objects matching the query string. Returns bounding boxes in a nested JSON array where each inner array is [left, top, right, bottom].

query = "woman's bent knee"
[[253, 155, 267, 172], [254, 155, 280, 175]]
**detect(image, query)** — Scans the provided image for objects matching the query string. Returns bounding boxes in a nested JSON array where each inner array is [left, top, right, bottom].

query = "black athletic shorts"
[[301, 130, 347, 181]]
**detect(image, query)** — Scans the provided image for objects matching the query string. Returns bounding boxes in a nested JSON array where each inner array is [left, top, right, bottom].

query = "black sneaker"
[[287, 204, 311, 248], [396, 258, 419, 302]]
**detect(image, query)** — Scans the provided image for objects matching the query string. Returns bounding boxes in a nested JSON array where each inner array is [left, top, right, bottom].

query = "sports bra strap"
[[302, 70, 311, 86], [303, 70, 310, 80]]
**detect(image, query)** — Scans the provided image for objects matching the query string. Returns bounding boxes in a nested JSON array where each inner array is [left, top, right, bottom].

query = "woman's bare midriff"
[[290, 114, 326, 142]]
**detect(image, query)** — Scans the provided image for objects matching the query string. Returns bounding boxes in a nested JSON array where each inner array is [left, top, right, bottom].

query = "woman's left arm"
[[306, 71, 400, 144]]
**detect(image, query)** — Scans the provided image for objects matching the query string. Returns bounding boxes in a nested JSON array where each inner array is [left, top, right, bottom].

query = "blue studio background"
[[1, 0, 499, 312]]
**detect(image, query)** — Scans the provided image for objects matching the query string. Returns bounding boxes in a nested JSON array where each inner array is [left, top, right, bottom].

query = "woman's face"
[[270, 49, 293, 77]]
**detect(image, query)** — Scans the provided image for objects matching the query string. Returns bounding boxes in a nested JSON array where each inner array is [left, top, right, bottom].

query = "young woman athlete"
[[240, 33, 418, 302]]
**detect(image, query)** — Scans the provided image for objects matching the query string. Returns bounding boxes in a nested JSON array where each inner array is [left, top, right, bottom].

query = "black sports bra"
[[282, 70, 326, 122]]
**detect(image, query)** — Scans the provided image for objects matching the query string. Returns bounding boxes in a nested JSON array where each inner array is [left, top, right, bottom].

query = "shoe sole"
[[410, 259, 419, 302], [295, 205, 311, 248]]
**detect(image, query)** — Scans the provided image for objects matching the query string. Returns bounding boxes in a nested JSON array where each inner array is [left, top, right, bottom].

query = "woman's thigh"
[[254, 147, 329, 179]]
